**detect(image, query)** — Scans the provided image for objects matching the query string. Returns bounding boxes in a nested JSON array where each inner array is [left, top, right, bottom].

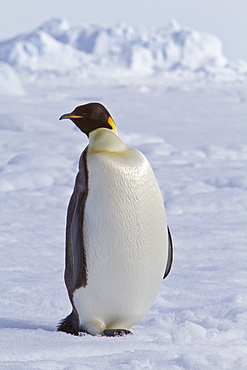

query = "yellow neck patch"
[[108, 116, 118, 134]]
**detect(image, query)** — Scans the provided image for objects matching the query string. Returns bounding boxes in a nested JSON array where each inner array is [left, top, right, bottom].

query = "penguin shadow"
[[0, 317, 54, 332]]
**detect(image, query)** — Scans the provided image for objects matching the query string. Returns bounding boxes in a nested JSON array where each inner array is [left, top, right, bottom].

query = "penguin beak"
[[59, 113, 83, 120]]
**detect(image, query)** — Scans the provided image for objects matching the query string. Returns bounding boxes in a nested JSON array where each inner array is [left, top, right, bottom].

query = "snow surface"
[[1, 77, 247, 369], [1, 18, 247, 370]]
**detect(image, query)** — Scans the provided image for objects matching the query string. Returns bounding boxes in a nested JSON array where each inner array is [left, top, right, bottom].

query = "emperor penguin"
[[57, 102, 173, 337]]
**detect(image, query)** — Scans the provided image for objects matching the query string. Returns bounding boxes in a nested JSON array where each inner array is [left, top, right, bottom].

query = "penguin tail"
[[57, 311, 79, 336]]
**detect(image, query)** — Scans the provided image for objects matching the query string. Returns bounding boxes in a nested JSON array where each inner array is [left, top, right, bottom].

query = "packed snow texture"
[[0, 18, 247, 370], [0, 62, 26, 96], [0, 18, 246, 81]]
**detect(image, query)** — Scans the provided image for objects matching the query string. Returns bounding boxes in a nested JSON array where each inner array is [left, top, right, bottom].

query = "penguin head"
[[59, 102, 117, 136]]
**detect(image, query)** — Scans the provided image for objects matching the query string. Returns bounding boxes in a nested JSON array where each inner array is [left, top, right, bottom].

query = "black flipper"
[[58, 147, 89, 334], [65, 146, 89, 293], [163, 226, 173, 279]]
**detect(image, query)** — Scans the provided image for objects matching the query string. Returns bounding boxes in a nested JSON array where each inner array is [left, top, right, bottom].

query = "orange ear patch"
[[108, 117, 117, 132]]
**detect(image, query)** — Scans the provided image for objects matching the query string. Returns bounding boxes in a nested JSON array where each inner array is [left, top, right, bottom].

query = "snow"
[[0, 62, 26, 96], [0, 17, 246, 81], [1, 18, 247, 370]]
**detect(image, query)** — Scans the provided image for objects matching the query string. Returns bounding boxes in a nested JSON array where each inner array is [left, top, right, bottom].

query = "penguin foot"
[[57, 312, 79, 336], [102, 329, 133, 337]]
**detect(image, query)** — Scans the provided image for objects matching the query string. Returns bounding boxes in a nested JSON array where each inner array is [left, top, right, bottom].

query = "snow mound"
[[38, 17, 70, 39], [0, 17, 246, 81], [0, 30, 92, 75], [0, 62, 26, 96]]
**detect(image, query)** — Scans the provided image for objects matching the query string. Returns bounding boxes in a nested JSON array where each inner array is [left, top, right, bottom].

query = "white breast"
[[73, 129, 168, 335]]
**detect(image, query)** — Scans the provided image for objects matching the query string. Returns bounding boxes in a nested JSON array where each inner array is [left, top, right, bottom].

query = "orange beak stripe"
[[68, 115, 83, 119]]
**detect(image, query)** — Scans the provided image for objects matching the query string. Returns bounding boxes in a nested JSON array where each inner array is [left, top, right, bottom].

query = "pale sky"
[[1, 0, 247, 61]]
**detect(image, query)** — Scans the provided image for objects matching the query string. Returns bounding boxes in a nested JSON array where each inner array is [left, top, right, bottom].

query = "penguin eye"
[[83, 112, 90, 116]]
